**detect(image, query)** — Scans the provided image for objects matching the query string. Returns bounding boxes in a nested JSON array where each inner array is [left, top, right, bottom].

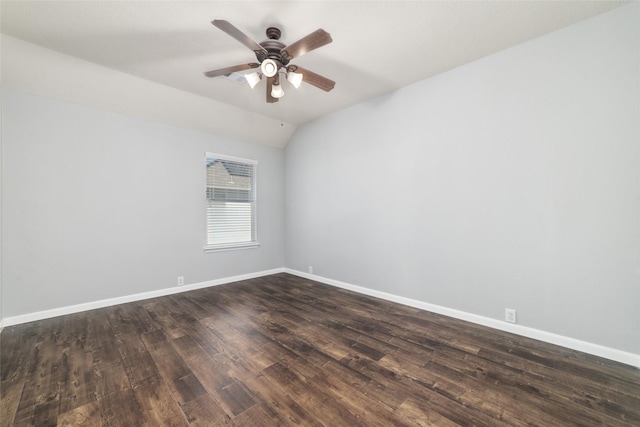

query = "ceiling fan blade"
[[281, 29, 332, 61], [212, 20, 267, 55], [266, 76, 278, 103], [204, 63, 259, 78], [288, 65, 335, 92]]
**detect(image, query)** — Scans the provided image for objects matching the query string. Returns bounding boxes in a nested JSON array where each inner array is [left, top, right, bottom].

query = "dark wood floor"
[[1, 273, 639, 426]]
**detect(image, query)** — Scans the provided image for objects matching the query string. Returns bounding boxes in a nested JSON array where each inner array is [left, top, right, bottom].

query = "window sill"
[[204, 242, 260, 253]]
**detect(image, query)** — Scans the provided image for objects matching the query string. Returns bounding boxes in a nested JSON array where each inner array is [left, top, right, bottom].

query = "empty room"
[[1, 1, 639, 426]]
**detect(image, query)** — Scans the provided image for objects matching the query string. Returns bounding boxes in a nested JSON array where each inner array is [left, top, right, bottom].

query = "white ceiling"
[[0, 1, 626, 147]]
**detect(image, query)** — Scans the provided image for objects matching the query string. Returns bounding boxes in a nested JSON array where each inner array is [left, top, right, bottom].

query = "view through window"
[[205, 153, 258, 251]]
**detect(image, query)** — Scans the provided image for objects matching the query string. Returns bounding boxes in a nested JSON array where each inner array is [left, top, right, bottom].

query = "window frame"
[[204, 152, 260, 253]]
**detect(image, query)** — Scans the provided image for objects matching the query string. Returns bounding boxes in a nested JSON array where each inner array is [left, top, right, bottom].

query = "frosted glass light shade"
[[287, 71, 303, 89], [244, 72, 261, 89], [260, 59, 278, 77], [271, 82, 284, 98]]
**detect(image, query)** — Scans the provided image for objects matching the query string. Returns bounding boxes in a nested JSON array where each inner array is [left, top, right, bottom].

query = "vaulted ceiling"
[[0, 1, 625, 147]]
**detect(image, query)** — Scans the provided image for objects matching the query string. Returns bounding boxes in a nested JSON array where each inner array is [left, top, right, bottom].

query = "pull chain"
[[280, 98, 284, 127]]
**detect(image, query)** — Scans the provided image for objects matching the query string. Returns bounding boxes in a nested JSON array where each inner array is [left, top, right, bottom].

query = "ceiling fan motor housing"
[[257, 27, 288, 68]]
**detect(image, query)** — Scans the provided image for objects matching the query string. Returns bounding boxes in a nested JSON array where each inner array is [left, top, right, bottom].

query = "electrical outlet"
[[505, 308, 517, 324], [178, 276, 184, 286], [308, 266, 313, 274]]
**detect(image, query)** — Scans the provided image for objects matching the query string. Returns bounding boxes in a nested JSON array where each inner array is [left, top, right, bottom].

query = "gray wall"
[[285, 4, 639, 354], [0, 85, 3, 325], [2, 89, 284, 317]]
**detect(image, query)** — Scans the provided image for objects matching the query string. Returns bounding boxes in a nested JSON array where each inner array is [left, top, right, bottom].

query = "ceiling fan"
[[204, 20, 335, 103]]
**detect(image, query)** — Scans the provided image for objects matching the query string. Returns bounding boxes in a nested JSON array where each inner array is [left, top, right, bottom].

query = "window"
[[205, 153, 259, 251]]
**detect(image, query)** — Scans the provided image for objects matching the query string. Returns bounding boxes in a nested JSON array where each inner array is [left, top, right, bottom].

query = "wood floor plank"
[[230, 403, 290, 427], [0, 324, 38, 426], [57, 400, 101, 426], [86, 310, 115, 354], [57, 347, 96, 415], [114, 334, 158, 386], [0, 378, 25, 427], [143, 300, 187, 340], [179, 393, 231, 426], [217, 381, 255, 416], [133, 375, 190, 426], [305, 370, 405, 427], [140, 329, 208, 406], [98, 387, 144, 426], [93, 362, 130, 400], [244, 373, 324, 427], [171, 335, 235, 392], [2, 273, 639, 426], [174, 312, 227, 357], [12, 327, 65, 426]]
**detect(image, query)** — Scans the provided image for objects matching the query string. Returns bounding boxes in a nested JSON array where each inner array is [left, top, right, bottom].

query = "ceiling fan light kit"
[[287, 71, 303, 89], [271, 78, 284, 99], [244, 72, 261, 89], [260, 58, 279, 77], [204, 19, 335, 103]]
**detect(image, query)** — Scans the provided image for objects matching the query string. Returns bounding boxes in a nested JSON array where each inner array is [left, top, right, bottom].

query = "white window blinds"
[[205, 153, 258, 251]]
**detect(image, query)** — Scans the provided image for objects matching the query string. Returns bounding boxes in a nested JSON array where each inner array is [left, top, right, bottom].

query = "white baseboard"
[[2, 268, 285, 327], [3, 267, 638, 368], [284, 268, 640, 369]]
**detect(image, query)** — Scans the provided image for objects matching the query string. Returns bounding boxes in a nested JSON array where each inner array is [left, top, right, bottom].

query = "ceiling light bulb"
[[260, 59, 278, 77], [287, 71, 303, 89], [271, 82, 284, 98], [244, 72, 261, 89]]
